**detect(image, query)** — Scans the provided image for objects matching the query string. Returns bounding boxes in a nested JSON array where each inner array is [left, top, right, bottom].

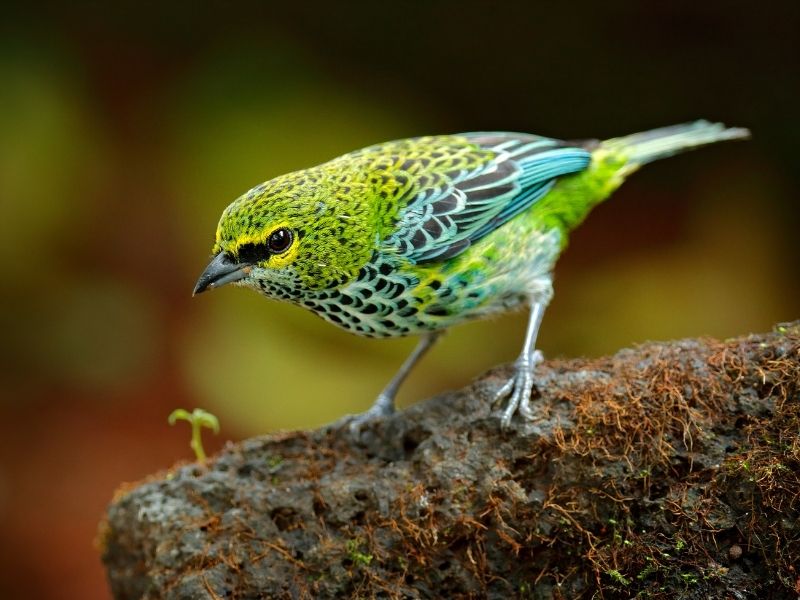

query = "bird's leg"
[[494, 301, 546, 428], [348, 332, 441, 432]]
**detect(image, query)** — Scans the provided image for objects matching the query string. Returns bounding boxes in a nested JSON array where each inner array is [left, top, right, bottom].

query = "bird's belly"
[[299, 225, 561, 338], [301, 284, 530, 338]]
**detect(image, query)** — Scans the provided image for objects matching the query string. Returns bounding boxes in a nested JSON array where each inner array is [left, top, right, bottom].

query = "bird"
[[193, 120, 749, 429]]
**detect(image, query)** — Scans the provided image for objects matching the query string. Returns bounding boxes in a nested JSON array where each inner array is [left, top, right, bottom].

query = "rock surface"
[[101, 323, 800, 599]]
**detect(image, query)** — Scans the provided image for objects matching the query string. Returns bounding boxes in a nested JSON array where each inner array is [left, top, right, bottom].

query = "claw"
[[494, 378, 515, 401], [494, 350, 543, 428], [345, 395, 394, 435]]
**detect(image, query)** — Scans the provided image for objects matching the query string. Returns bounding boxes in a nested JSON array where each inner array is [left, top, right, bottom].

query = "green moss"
[[606, 569, 631, 586], [345, 538, 373, 567]]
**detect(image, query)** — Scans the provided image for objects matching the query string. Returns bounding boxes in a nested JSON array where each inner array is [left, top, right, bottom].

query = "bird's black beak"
[[193, 252, 251, 296]]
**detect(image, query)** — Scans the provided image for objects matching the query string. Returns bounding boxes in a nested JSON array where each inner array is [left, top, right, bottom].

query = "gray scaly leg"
[[494, 301, 545, 428], [349, 332, 441, 432]]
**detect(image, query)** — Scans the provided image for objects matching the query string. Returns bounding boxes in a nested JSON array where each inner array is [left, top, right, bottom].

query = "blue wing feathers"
[[517, 149, 591, 184], [386, 134, 591, 263], [469, 180, 554, 241]]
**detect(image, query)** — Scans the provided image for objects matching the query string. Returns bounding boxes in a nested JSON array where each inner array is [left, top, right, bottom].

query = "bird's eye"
[[267, 228, 293, 253]]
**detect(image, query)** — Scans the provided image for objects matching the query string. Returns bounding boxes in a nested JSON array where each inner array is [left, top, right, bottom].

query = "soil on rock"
[[101, 323, 800, 599]]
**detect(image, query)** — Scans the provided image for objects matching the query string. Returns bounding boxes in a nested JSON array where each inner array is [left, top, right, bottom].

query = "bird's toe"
[[495, 356, 541, 428]]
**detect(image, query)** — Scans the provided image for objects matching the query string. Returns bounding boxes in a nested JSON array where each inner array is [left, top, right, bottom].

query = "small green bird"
[[194, 121, 748, 428]]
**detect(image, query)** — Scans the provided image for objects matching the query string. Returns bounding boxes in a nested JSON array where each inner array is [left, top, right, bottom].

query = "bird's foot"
[[493, 350, 543, 428], [348, 396, 395, 434], [330, 393, 395, 437]]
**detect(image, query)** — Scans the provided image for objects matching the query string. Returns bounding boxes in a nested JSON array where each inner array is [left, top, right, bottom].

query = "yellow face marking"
[[229, 221, 300, 269], [266, 234, 300, 269]]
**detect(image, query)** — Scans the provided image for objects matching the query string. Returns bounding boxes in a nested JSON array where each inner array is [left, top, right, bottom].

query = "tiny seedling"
[[168, 408, 220, 464]]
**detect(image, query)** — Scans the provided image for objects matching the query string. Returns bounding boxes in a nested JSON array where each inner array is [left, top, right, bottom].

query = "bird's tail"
[[542, 120, 749, 242], [602, 120, 750, 173]]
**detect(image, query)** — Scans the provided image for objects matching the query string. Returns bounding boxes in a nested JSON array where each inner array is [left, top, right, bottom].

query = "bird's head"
[[193, 171, 374, 300]]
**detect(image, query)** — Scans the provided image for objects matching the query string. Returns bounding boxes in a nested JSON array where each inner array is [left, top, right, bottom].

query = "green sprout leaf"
[[606, 569, 631, 586], [168, 408, 220, 464]]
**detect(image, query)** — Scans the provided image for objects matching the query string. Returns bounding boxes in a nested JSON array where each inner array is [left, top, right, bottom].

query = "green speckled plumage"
[[212, 133, 597, 336], [197, 120, 748, 425]]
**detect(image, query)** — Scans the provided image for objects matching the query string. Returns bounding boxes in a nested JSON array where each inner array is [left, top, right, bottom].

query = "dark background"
[[0, 2, 797, 598]]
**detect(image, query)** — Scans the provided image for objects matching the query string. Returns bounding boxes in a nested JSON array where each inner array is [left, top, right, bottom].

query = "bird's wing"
[[376, 133, 592, 263]]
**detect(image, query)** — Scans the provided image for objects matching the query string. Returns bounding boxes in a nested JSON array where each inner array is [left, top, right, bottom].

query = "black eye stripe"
[[237, 242, 269, 264], [236, 228, 294, 264]]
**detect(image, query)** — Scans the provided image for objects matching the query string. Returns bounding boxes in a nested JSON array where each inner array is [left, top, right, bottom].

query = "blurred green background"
[[0, 2, 797, 598]]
